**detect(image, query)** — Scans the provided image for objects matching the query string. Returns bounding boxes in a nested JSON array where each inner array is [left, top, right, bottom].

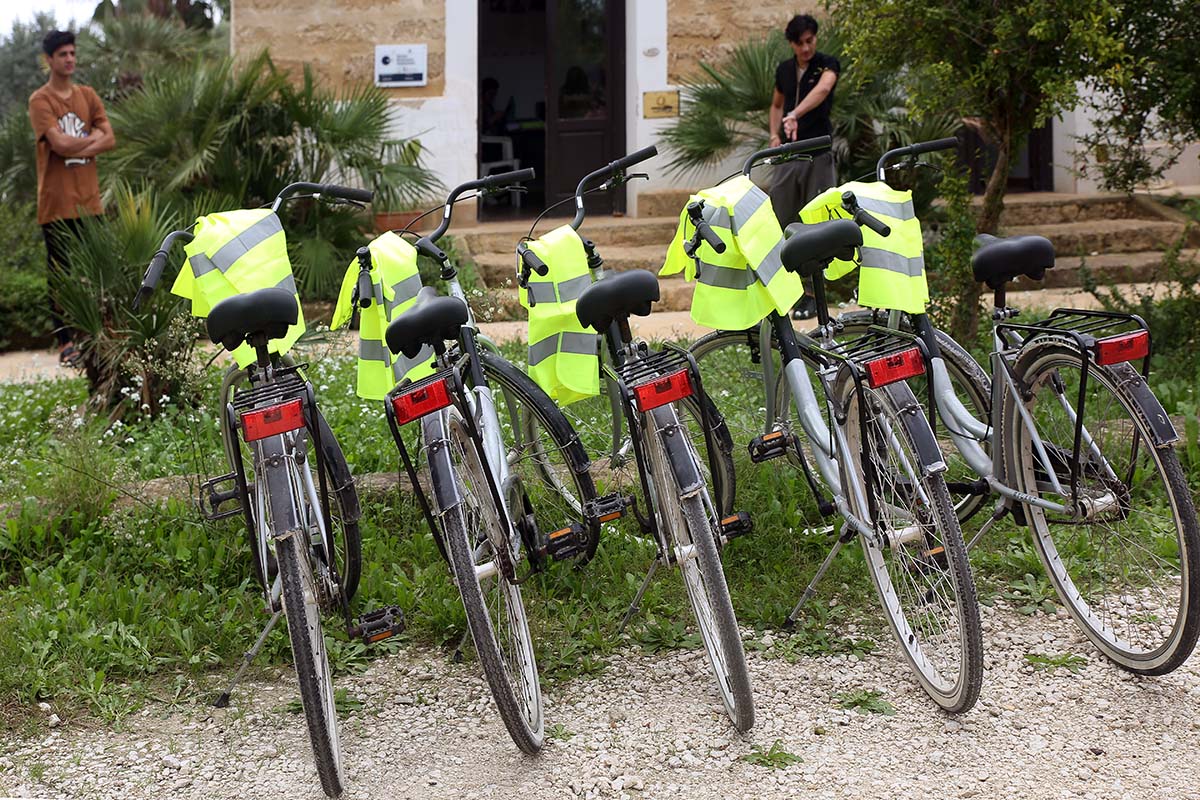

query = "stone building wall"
[[231, 0, 446, 97], [664, 2, 820, 84]]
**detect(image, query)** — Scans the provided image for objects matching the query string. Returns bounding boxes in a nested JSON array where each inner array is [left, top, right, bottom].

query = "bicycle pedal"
[[748, 431, 795, 464], [199, 472, 243, 521], [585, 493, 629, 525], [718, 511, 753, 545], [351, 606, 406, 645], [543, 522, 589, 562]]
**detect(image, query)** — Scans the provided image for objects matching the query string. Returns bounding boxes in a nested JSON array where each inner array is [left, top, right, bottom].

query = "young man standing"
[[28, 30, 115, 366], [768, 14, 839, 319]]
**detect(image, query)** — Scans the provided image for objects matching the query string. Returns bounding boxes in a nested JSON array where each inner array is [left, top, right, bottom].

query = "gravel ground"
[[2, 599, 1198, 800]]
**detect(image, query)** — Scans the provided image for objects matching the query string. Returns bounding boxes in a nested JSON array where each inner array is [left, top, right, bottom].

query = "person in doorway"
[[480, 77, 508, 136], [768, 14, 839, 319], [28, 30, 115, 367]]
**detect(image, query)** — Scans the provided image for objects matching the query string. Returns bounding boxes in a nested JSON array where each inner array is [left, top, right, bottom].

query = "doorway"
[[477, 0, 625, 221], [964, 122, 1055, 194]]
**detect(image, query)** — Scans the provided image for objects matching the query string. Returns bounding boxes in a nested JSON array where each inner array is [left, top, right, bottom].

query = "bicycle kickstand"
[[212, 609, 282, 707], [783, 523, 852, 628], [617, 558, 659, 634]]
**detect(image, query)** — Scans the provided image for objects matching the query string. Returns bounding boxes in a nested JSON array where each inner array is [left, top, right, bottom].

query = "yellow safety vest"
[[800, 181, 929, 314], [332, 231, 435, 400], [170, 209, 304, 368], [519, 225, 599, 405], [661, 175, 804, 331]]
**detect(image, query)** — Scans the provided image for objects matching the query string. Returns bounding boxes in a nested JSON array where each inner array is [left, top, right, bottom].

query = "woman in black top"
[[767, 14, 840, 318]]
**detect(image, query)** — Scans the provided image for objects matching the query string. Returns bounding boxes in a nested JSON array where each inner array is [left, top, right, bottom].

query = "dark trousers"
[[42, 217, 84, 346], [768, 151, 837, 300]]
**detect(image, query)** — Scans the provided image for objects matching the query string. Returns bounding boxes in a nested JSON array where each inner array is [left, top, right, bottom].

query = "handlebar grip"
[[321, 184, 374, 203], [355, 247, 375, 308], [612, 145, 658, 172], [855, 209, 891, 238], [132, 251, 169, 310], [519, 245, 549, 276], [742, 135, 832, 175], [483, 168, 535, 191], [696, 221, 727, 254], [910, 137, 960, 157], [415, 236, 447, 264]]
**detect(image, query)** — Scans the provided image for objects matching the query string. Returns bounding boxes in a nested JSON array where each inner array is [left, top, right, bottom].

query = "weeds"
[[1003, 573, 1059, 616], [1025, 653, 1088, 674], [835, 689, 897, 716], [740, 740, 803, 769]]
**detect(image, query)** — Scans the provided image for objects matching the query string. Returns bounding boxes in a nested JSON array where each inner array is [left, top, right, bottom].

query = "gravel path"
[[3, 600, 1198, 800]]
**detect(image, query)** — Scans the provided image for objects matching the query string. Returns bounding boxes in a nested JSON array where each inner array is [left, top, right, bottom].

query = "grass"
[[0, 325, 1198, 723], [740, 740, 803, 769], [835, 689, 897, 716], [1024, 653, 1088, 674]]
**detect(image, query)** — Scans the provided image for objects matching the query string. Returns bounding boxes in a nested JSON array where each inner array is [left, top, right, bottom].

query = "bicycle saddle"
[[971, 234, 1056, 290], [575, 269, 660, 332], [781, 219, 862, 278], [206, 287, 299, 352], [385, 286, 468, 359]]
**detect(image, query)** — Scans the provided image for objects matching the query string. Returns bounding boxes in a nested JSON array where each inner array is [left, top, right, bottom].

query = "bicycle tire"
[[836, 374, 984, 713], [261, 438, 344, 797], [814, 311, 993, 524], [1003, 336, 1200, 674], [647, 405, 754, 732], [480, 350, 600, 562], [424, 408, 544, 753]]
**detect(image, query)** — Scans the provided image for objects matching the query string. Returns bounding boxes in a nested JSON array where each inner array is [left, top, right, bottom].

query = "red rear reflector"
[[241, 399, 305, 442], [392, 378, 452, 425], [864, 347, 925, 389], [1095, 330, 1149, 366], [632, 368, 693, 412]]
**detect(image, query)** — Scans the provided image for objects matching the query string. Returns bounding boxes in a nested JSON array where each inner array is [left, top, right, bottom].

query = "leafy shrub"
[[0, 202, 51, 349], [924, 171, 981, 344]]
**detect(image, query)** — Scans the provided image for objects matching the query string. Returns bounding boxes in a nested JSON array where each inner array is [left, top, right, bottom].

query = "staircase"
[[455, 190, 1198, 320]]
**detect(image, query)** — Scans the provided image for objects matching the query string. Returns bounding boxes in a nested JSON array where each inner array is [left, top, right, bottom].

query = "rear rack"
[[996, 307, 1152, 376], [231, 367, 310, 413], [618, 347, 693, 389]]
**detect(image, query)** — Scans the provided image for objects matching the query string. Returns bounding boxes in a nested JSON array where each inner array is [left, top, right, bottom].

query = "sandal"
[[58, 343, 83, 369]]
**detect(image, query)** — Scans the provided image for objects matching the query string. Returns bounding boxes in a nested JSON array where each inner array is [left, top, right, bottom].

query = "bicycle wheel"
[[816, 311, 993, 524], [481, 350, 599, 562], [425, 407, 544, 753], [1004, 337, 1200, 673], [836, 374, 984, 713], [646, 404, 754, 732], [261, 439, 344, 797]]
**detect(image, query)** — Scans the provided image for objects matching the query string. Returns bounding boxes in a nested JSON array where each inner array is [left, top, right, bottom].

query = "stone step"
[[480, 268, 694, 316], [474, 244, 671, 285], [1005, 218, 1187, 257], [1033, 249, 1199, 290], [456, 216, 679, 255]]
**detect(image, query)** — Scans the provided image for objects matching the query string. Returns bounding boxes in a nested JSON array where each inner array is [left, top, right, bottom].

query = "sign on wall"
[[375, 44, 428, 88], [643, 91, 680, 119]]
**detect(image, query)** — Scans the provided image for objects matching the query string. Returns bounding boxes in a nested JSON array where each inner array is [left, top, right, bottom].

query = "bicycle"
[[821, 139, 1200, 674], [364, 168, 600, 754], [133, 182, 398, 797], [516, 146, 754, 732], [686, 136, 984, 714]]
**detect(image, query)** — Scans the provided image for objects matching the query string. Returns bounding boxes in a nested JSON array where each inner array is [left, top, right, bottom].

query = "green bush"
[[0, 202, 51, 349]]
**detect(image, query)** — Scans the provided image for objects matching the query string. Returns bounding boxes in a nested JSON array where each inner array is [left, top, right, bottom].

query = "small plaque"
[[643, 90, 680, 119], [375, 44, 428, 88]]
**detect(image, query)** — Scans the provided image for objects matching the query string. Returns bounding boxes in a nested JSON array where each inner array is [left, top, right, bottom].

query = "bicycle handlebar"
[[420, 168, 536, 259], [274, 182, 375, 206], [570, 145, 658, 230], [685, 201, 726, 255], [132, 229, 196, 310], [876, 137, 959, 179], [742, 135, 832, 176]]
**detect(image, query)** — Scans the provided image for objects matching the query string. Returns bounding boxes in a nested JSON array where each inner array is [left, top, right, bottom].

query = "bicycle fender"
[[884, 383, 948, 476], [651, 406, 704, 495], [422, 412, 463, 510], [1109, 362, 1179, 447], [316, 412, 362, 524]]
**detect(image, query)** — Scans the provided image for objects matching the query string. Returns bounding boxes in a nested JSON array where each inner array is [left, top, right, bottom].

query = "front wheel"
[[426, 408, 544, 753], [647, 405, 754, 732], [838, 376, 983, 714], [1004, 337, 1200, 674]]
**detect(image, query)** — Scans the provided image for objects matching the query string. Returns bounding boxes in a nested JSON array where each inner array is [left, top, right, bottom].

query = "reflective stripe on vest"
[[800, 180, 929, 314], [661, 175, 805, 330], [332, 231, 434, 400], [520, 225, 600, 405], [170, 209, 304, 368]]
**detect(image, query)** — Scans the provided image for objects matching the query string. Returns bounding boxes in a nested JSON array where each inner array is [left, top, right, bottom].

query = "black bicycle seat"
[[972, 234, 1056, 290], [781, 219, 862, 278], [385, 286, 468, 359], [575, 269, 660, 332], [206, 287, 299, 352]]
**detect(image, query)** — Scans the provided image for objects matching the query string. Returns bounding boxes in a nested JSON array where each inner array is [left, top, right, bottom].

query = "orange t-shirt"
[[28, 83, 108, 225]]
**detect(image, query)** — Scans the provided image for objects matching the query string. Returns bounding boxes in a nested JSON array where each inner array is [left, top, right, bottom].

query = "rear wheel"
[[837, 376, 983, 713], [647, 405, 754, 732], [1004, 338, 1200, 673], [426, 408, 544, 753]]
